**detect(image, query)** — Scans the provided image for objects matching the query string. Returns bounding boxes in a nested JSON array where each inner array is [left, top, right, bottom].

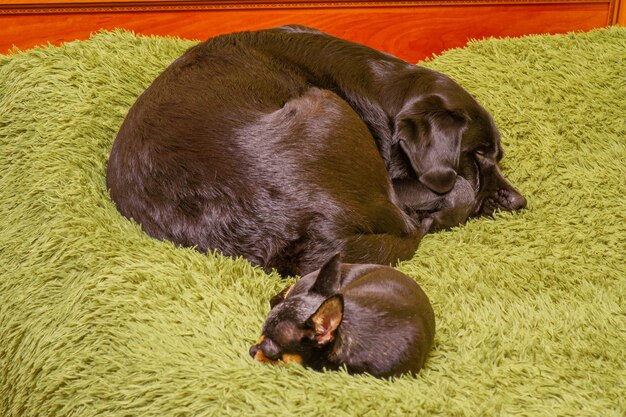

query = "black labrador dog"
[[107, 26, 525, 276]]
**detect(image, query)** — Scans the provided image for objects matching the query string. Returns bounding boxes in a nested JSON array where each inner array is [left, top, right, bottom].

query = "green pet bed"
[[1, 27, 624, 416]]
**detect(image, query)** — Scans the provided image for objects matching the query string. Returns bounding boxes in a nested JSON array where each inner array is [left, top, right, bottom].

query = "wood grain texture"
[[0, 1, 613, 61], [0, 0, 613, 7], [615, 0, 625, 24]]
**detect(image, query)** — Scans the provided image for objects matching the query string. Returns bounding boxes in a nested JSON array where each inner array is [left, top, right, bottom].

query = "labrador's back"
[[106, 33, 419, 276]]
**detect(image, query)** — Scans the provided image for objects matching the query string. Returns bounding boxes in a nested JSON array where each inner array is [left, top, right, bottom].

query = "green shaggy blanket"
[[1, 27, 624, 417]]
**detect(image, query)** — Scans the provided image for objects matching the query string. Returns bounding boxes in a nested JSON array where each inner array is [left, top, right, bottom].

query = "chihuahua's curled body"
[[250, 255, 435, 378]]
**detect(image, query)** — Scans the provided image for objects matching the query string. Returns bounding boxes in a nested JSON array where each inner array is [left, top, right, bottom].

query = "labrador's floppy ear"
[[394, 94, 469, 194], [309, 253, 342, 297], [306, 294, 344, 345]]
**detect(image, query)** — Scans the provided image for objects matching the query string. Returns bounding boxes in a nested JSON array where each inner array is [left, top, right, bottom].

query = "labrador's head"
[[393, 79, 526, 220]]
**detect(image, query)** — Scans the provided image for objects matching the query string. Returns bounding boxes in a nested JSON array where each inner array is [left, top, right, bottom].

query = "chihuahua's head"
[[249, 254, 345, 369]]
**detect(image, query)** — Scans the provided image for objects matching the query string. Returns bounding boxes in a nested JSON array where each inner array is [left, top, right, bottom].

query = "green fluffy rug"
[[1, 27, 624, 416]]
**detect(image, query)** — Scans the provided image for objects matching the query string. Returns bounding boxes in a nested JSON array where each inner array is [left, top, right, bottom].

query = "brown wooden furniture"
[[1, 0, 624, 61]]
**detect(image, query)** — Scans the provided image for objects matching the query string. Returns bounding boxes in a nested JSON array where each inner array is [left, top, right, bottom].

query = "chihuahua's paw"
[[250, 336, 303, 366], [253, 349, 302, 366]]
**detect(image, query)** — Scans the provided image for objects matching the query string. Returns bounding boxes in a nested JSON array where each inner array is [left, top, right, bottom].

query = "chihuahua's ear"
[[309, 253, 342, 297], [394, 94, 469, 194], [307, 294, 344, 345]]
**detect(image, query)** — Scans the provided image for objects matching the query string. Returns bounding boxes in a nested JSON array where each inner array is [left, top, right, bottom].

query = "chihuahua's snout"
[[259, 336, 282, 360], [249, 343, 261, 359], [250, 335, 282, 361]]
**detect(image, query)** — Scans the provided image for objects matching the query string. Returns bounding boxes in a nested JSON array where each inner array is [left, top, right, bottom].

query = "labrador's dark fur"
[[106, 26, 525, 276]]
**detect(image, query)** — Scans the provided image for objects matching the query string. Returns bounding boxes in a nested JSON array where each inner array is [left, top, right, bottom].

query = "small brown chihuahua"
[[249, 255, 435, 378]]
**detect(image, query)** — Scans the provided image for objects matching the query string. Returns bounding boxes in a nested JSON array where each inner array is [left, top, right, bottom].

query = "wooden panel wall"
[[0, 1, 621, 62], [615, 0, 626, 23]]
